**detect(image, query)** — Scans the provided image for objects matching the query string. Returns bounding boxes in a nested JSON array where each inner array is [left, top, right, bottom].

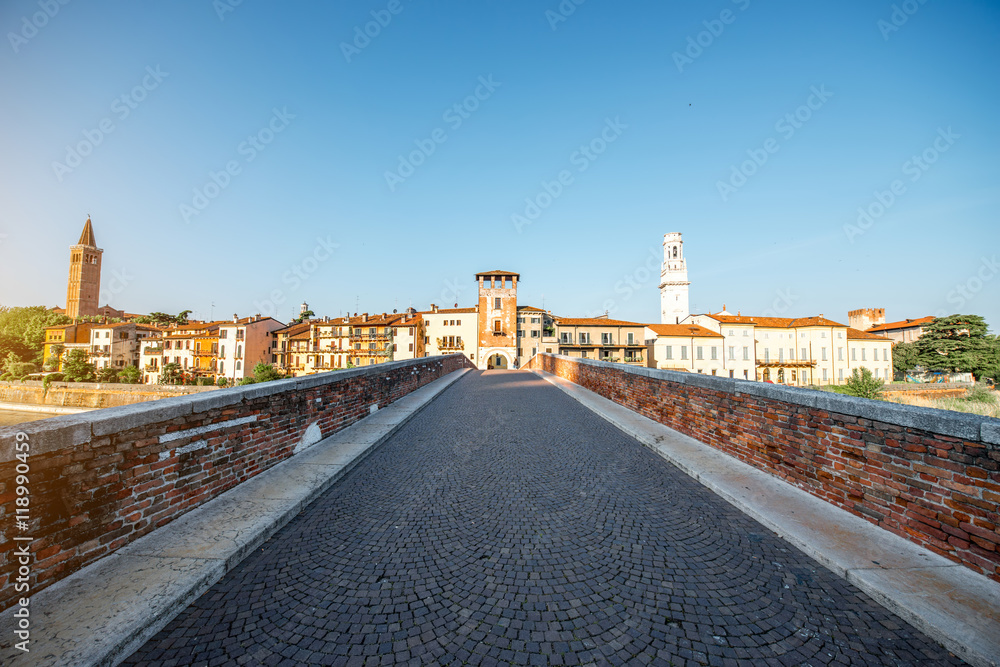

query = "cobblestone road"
[[126, 371, 962, 666]]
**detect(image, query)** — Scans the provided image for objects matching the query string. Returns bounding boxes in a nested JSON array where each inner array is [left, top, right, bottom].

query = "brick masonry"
[[527, 354, 1000, 582], [0, 355, 475, 612]]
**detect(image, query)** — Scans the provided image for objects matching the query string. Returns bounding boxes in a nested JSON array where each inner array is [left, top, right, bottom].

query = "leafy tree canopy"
[[63, 348, 96, 382], [913, 315, 997, 378], [0, 306, 72, 366]]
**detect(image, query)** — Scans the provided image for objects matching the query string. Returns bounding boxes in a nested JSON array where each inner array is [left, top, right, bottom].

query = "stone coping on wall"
[[544, 355, 1000, 446], [0, 380, 219, 393], [0, 358, 462, 460]]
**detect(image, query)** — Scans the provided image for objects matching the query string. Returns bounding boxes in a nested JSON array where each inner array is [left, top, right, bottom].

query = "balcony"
[[193, 348, 217, 357], [756, 359, 817, 368], [436, 338, 464, 351], [350, 333, 392, 342], [143, 347, 163, 355]]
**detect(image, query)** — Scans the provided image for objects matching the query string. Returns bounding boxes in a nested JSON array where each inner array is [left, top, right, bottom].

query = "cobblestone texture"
[[125, 371, 963, 666]]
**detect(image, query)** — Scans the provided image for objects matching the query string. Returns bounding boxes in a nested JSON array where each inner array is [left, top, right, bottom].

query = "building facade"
[[866, 316, 934, 344], [553, 317, 647, 366], [65, 217, 103, 319], [659, 232, 690, 325], [476, 270, 519, 369]]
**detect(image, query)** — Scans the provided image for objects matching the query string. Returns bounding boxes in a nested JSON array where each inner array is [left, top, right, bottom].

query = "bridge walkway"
[[125, 370, 962, 666]]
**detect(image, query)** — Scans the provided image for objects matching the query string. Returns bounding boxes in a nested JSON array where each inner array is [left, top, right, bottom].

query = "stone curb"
[[533, 369, 1000, 667], [0, 368, 472, 667]]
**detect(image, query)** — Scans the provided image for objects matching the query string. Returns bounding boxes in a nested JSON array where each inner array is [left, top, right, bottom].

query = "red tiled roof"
[[868, 316, 934, 332], [847, 327, 891, 341], [747, 316, 847, 328], [518, 305, 546, 312], [707, 314, 758, 325], [418, 307, 478, 315], [554, 317, 645, 327], [475, 269, 520, 277], [646, 324, 723, 338]]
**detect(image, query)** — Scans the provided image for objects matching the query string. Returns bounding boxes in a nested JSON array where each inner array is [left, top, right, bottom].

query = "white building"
[[684, 312, 758, 380], [645, 323, 726, 374], [659, 232, 690, 325], [419, 306, 478, 366]]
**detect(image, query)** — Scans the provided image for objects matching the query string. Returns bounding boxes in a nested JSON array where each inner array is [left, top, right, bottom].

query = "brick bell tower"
[[476, 270, 519, 369], [66, 216, 103, 319]]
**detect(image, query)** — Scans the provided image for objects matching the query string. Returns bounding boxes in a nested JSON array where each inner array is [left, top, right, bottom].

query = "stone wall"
[[0, 381, 217, 410], [0, 355, 475, 612], [527, 354, 1000, 581]]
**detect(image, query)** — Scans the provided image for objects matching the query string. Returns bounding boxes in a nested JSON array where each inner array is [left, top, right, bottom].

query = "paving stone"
[[124, 371, 964, 666]]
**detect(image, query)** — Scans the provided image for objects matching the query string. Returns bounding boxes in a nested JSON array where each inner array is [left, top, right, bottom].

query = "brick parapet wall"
[[527, 354, 1000, 581], [0, 355, 474, 612]]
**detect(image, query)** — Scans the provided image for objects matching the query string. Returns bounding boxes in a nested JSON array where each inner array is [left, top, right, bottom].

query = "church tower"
[[659, 232, 690, 324], [66, 217, 103, 319]]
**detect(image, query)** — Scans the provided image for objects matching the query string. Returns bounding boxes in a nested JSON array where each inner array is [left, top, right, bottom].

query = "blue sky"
[[0, 0, 997, 329]]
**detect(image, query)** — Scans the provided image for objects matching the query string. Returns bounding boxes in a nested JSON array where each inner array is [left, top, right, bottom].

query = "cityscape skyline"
[[0, 1, 997, 329]]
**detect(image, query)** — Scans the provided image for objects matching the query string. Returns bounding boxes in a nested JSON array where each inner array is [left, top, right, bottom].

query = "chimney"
[[362, 313, 368, 322], [431, 304, 438, 313], [233, 314, 238, 323]]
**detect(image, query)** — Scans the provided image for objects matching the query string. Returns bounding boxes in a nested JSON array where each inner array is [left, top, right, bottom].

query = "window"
[[778, 348, 784, 362], [531, 330, 539, 338], [681, 346, 688, 360], [665, 346, 673, 360], [822, 368, 828, 381], [220, 330, 227, 339], [729, 330, 735, 336], [743, 346, 749, 360], [883, 349, 888, 361], [852, 348, 857, 361], [789, 348, 795, 360], [801, 347, 807, 360], [494, 297, 501, 309], [862, 348, 867, 361], [561, 333, 572, 344], [710, 347, 717, 360], [838, 332, 843, 339], [728, 346, 735, 360], [821, 331, 827, 339], [602, 333, 612, 344], [764, 349, 770, 362], [531, 318, 540, 324], [493, 319, 501, 333], [874, 368, 880, 379], [580, 332, 590, 344], [457, 319, 461, 326], [743, 330, 749, 337], [581, 350, 587, 359], [744, 370, 748, 379], [838, 347, 843, 361], [696, 346, 703, 360], [729, 370, 734, 378], [821, 347, 827, 361], [838, 369, 844, 382], [236, 361, 241, 371]]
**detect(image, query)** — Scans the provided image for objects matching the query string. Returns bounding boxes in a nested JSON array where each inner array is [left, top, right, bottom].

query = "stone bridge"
[[0, 355, 998, 666]]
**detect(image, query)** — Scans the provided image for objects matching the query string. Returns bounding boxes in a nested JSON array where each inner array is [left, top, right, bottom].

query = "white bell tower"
[[660, 232, 690, 324]]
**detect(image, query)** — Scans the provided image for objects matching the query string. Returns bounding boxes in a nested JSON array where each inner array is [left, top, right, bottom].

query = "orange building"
[[476, 270, 519, 369], [66, 217, 103, 319]]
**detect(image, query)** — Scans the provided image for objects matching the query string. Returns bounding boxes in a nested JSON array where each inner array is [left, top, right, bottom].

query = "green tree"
[[96, 367, 120, 383], [159, 362, 182, 385], [63, 349, 96, 382], [0, 305, 72, 366], [119, 365, 143, 384], [914, 315, 993, 377], [892, 341, 920, 376], [251, 362, 283, 383], [844, 367, 885, 399]]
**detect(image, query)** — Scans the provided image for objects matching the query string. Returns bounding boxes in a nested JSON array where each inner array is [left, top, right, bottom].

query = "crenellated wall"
[[0, 355, 475, 612], [526, 354, 1000, 582]]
